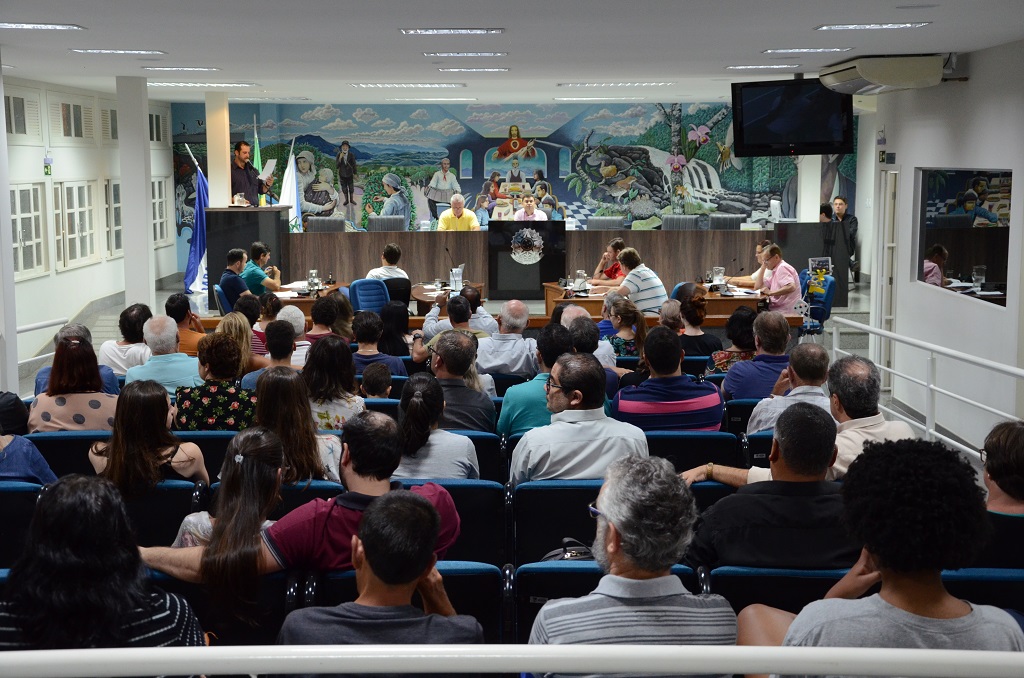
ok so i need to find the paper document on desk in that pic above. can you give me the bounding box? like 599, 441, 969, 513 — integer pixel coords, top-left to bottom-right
258, 159, 276, 182
283, 280, 309, 290
976, 291, 1001, 296
947, 281, 973, 289
274, 291, 298, 299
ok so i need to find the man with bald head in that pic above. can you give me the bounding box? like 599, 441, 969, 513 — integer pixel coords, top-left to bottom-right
560, 304, 617, 369
475, 300, 538, 379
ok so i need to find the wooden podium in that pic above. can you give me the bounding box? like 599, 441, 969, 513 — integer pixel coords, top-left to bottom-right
204, 206, 290, 310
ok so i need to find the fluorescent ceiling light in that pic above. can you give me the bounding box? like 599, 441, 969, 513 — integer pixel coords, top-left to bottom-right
351, 83, 465, 88
762, 48, 852, 54
401, 28, 503, 35
554, 97, 645, 101
816, 22, 930, 30
726, 64, 801, 70
1, 64, 13, 69
143, 66, 220, 71
386, 97, 478, 101
0, 22, 84, 30
71, 48, 166, 54
438, 67, 507, 72
231, 96, 311, 101
148, 82, 257, 87
558, 82, 674, 87
425, 52, 506, 57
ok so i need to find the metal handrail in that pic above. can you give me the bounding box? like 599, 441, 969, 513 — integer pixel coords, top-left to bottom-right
16, 318, 69, 335
831, 316, 1022, 454
1, 644, 1023, 678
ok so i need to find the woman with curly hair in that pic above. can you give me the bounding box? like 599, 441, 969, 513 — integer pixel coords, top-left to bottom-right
302, 334, 365, 432
0, 475, 204, 649
91, 379, 208, 496
710, 306, 757, 373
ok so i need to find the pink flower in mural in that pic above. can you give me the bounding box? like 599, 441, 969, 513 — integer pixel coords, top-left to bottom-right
688, 124, 711, 146
665, 155, 688, 172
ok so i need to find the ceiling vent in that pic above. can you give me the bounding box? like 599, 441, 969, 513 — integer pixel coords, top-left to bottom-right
819, 55, 944, 95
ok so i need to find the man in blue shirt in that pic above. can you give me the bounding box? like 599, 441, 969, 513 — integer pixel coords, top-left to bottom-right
722, 311, 790, 400
219, 248, 252, 310
239, 240, 282, 295
497, 323, 573, 437
125, 316, 203, 395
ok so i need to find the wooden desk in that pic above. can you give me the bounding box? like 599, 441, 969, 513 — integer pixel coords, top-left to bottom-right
412, 281, 486, 316
703, 291, 763, 315
278, 283, 343, 316
543, 283, 763, 318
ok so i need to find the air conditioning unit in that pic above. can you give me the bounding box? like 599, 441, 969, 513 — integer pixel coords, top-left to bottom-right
819, 55, 945, 95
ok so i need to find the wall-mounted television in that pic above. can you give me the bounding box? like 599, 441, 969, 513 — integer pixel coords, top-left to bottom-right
731, 79, 854, 157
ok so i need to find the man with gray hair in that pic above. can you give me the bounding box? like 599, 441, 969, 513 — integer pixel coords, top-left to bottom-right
683, 355, 915, 487
125, 316, 203, 395
722, 310, 791, 399
597, 291, 625, 339
475, 300, 538, 379
510, 353, 647, 485
746, 342, 833, 434
33, 323, 120, 395
421, 286, 498, 340
437, 193, 481, 231
560, 304, 616, 369
431, 330, 496, 433
276, 305, 311, 367
530, 455, 737, 650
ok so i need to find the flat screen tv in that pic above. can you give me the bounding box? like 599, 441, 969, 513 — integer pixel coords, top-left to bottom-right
731, 79, 854, 157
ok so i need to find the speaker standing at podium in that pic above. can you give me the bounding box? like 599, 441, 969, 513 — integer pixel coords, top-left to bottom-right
230, 141, 274, 206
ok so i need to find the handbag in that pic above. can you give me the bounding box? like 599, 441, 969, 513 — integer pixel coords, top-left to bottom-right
541, 537, 595, 562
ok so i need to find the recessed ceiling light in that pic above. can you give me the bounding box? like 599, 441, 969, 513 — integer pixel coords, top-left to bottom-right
816, 22, 930, 30
762, 48, 852, 54
142, 66, 220, 71
558, 82, 674, 87
424, 52, 507, 57
438, 67, 507, 72
0, 22, 84, 30
385, 97, 478, 101
401, 28, 503, 35
726, 64, 801, 70
71, 48, 166, 55
231, 96, 311, 101
350, 83, 466, 88
147, 82, 257, 87
554, 97, 646, 101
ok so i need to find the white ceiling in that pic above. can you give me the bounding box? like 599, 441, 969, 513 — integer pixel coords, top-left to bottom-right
1, 1, 1022, 104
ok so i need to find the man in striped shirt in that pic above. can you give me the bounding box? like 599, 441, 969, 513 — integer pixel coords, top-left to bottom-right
592, 247, 667, 314
611, 327, 724, 431
529, 455, 737, 670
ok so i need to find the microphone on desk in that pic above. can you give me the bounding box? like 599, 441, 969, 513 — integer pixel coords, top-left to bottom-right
444, 246, 457, 270
723, 267, 746, 284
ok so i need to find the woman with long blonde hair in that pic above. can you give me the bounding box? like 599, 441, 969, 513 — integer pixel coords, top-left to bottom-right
217, 312, 270, 378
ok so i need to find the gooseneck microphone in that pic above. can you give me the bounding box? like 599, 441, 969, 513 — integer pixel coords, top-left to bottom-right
444, 246, 457, 270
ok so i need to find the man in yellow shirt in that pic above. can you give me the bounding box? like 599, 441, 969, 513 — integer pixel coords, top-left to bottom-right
437, 194, 480, 231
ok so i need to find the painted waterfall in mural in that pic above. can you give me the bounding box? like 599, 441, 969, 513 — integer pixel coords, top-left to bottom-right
171, 101, 856, 263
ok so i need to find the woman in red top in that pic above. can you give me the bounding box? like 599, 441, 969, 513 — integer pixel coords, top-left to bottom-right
588, 237, 627, 286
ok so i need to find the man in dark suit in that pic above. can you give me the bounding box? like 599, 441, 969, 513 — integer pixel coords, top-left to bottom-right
335, 140, 358, 206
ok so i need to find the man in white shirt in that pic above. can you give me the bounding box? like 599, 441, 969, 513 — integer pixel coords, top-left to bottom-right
510, 353, 648, 485
514, 195, 547, 222
746, 343, 833, 434
98, 303, 153, 376
365, 243, 409, 280
682, 355, 915, 487
277, 305, 311, 367
476, 300, 538, 379
422, 286, 498, 340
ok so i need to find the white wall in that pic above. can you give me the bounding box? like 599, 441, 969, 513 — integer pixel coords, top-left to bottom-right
4, 78, 176, 360
855, 113, 878, 279
877, 39, 1024, 443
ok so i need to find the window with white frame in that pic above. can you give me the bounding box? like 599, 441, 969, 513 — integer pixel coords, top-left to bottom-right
151, 178, 172, 246
5, 95, 27, 135
149, 113, 162, 142
105, 180, 122, 255
61, 102, 85, 138
10, 183, 47, 277
52, 181, 97, 268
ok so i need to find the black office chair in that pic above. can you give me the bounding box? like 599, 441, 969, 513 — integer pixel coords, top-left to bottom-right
383, 277, 412, 307
367, 215, 409, 232
586, 216, 626, 230
661, 214, 700, 230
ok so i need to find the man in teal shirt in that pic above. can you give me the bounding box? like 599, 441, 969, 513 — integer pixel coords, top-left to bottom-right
240, 240, 282, 295
497, 323, 573, 437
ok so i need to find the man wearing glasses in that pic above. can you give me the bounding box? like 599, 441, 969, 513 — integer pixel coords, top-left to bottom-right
529, 455, 737, 651
510, 353, 647, 485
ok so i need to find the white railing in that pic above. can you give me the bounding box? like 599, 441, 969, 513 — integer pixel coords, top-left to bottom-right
831, 316, 1024, 455
2, 645, 1024, 678
15, 317, 69, 367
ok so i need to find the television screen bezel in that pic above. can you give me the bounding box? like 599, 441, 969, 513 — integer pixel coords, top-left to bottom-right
730, 79, 854, 157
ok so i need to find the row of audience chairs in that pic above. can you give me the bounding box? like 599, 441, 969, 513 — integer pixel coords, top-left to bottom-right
5, 560, 1018, 646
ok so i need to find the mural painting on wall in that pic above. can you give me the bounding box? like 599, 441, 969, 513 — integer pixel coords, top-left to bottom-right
171, 101, 848, 259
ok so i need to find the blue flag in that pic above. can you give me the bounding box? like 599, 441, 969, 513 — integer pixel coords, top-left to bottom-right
184, 165, 209, 294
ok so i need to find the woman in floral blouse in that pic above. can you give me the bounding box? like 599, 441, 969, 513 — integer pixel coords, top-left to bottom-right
175, 333, 256, 431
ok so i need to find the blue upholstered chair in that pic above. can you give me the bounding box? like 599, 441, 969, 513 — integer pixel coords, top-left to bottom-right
349, 278, 390, 314
213, 284, 231, 316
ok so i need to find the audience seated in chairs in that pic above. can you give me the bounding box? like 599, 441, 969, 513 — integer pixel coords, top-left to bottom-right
393, 373, 479, 480
721, 310, 790, 400
241, 320, 300, 390
421, 286, 497, 341
125, 315, 203, 395
737, 439, 1024, 655
174, 333, 256, 432
746, 343, 832, 434
711, 306, 757, 374
497, 323, 573, 438
255, 366, 341, 483
674, 291, 725, 358
0, 475, 205, 650
601, 297, 648, 358
232, 295, 267, 355
415, 297, 492, 365
610, 327, 724, 432
429, 331, 496, 433
277, 490, 482, 650
976, 421, 1024, 568
510, 353, 647, 485
475, 300, 538, 379
305, 296, 339, 344
142, 411, 459, 578
165, 293, 207, 359
560, 304, 617, 369
302, 334, 365, 432
685, 403, 859, 570
359, 363, 393, 399
378, 300, 413, 357
29, 336, 118, 433
253, 292, 282, 334
34, 324, 119, 397
98, 303, 153, 377
216, 312, 271, 378
352, 311, 408, 376
597, 291, 624, 340
276, 305, 311, 368
91, 379, 208, 495
529, 455, 736, 647
327, 290, 356, 343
